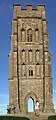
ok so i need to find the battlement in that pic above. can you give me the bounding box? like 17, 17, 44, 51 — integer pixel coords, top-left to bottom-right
13, 4, 45, 18
13, 4, 45, 11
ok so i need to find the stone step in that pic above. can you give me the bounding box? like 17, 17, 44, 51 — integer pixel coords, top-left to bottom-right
27, 113, 48, 120
26, 112, 56, 120
29, 116, 48, 120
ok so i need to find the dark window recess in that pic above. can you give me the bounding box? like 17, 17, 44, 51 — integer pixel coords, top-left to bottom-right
35, 28, 38, 31
31, 70, 33, 76
36, 63, 39, 65
28, 35, 29, 42
22, 49, 25, 52
22, 63, 25, 65
29, 70, 30, 76
21, 28, 25, 31
27, 29, 32, 42
29, 49, 32, 52
36, 49, 39, 52
29, 70, 33, 76
30, 34, 32, 42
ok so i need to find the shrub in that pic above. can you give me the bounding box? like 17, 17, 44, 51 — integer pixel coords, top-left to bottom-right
0, 116, 30, 120
48, 115, 56, 120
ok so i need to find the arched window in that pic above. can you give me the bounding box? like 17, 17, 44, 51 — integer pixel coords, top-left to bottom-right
22, 49, 25, 52
36, 63, 39, 76
28, 49, 32, 63
36, 49, 39, 52
21, 49, 25, 63
35, 29, 39, 42
36, 49, 39, 63
21, 28, 25, 42
29, 49, 32, 52
29, 70, 33, 76
22, 63, 26, 77
29, 67, 33, 76
27, 29, 32, 42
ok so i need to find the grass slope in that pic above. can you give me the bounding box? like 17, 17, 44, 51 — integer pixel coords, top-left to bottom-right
48, 115, 56, 120
0, 116, 30, 120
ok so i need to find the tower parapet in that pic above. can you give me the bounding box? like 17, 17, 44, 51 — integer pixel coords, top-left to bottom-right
13, 4, 45, 19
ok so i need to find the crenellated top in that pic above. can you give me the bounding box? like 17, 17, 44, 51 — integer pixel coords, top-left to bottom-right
13, 4, 45, 10
13, 4, 45, 19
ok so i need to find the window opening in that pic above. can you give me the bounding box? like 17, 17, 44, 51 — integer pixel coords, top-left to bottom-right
29, 70, 33, 76
36, 49, 39, 52
22, 63, 25, 65
22, 49, 25, 52
29, 49, 32, 52
31, 70, 33, 76
28, 97, 34, 112
27, 29, 32, 42
36, 63, 39, 65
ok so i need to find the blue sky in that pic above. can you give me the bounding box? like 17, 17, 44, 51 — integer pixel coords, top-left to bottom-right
0, 0, 56, 114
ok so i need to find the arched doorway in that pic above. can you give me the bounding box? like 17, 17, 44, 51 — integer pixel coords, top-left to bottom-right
28, 97, 34, 112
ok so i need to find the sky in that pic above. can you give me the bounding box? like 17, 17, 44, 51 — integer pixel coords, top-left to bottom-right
0, 0, 56, 114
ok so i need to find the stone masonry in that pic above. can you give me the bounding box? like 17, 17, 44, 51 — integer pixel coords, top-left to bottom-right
8, 4, 54, 114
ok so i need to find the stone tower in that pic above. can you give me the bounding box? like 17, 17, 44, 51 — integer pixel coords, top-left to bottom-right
8, 4, 54, 114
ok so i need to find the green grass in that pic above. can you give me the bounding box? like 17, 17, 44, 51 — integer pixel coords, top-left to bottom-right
0, 116, 30, 120
48, 115, 56, 120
